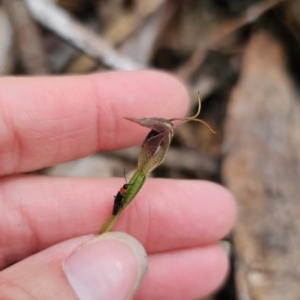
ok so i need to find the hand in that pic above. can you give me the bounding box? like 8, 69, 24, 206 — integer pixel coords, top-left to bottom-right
0, 71, 236, 300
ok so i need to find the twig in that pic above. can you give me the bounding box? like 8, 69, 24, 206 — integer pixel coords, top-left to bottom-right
119, 0, 175, 65
176, 0, 284, 80
0, 8, 14, 74
66, 0, 168, 73
24, 0, 144, 70
3, 0, 49, 74
103, 0, 166, 46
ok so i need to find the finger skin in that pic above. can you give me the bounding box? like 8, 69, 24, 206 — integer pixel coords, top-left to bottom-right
0, 175, 236, 269
0, 235, 227, 300
0, 236, 91, 300
0, 71, 189, 175
136, 245, 228, 300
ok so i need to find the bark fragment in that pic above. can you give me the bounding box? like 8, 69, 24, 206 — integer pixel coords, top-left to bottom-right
222, 31, 300, 300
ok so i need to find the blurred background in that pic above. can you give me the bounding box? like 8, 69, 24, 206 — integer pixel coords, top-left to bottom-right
1, 0, 300, 299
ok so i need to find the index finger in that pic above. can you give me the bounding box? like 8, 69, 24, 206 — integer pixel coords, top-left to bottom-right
0, 71, 189, 175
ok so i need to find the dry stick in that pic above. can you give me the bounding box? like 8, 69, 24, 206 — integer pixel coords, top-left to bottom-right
103, 0, 166, 46
118, 0, 172, 66
176, 0, 284, 81
67, 0, 167, 73
24, 0, 144, 71
3, 0, 49, 74
0, 8, 14, 74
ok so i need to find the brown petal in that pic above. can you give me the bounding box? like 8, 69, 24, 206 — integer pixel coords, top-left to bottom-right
124, 117, 173, 133
138, 128, 173, 174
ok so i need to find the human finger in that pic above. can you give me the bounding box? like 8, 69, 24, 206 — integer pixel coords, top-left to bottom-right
136, 244, 228, 300
0, 71, 189, 175
0, 232, 148, 300
0, 176, 236, 268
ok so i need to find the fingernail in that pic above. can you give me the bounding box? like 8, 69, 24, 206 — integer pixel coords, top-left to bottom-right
63, 232, 148, 300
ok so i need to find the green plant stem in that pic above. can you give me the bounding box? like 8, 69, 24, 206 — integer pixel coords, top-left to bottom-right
100, 215, 118, 234
100, 170, 147, 234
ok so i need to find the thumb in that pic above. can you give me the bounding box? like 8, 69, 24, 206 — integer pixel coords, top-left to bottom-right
0, 232, 148, 300
64, 232, 148, 300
